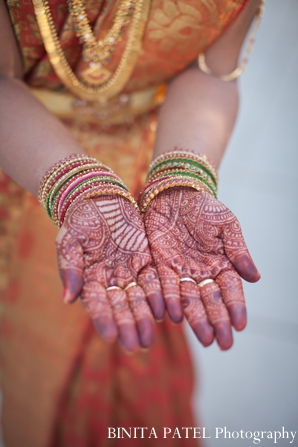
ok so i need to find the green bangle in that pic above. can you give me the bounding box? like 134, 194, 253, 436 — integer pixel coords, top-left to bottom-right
148, 151, 218, 182
148, 158, 218, 186
149, 171, 217, 198
148, 168, 216, 190
47, 176, 128, 219
50, 174, 129, 218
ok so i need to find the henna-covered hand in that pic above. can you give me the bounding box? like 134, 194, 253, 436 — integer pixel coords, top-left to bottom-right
56, 195, 165, 353
144, 187, 260, 350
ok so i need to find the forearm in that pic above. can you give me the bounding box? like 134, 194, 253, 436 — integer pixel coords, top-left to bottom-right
154, 66, 239, 168
0, 75, 85, 196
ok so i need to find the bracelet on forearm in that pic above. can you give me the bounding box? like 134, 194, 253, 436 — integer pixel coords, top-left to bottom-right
147, 149, 218, 184
148, 169, 217, 195
38, 155, 106, 205
38, 154, 138, 227
48, 170, 128, 215
139, 149, 218, 214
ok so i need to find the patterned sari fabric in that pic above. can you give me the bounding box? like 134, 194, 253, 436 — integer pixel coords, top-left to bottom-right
0, 1, 246, 446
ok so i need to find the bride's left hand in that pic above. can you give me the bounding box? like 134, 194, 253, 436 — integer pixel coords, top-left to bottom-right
144, 187, 260, 350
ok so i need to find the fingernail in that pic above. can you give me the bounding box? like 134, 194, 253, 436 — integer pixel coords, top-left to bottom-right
170, 319, 182, 325
63, 288, 72, 304
169, 312, 183, 324
192, 322, 214, 347
166, 300, 183, 323
234, 254, 261, 283
118, 326, 139, 354
137, 319, 155, 348
149, 294, 166, 321
230, 305, 247, 331
215, 323, 233, 350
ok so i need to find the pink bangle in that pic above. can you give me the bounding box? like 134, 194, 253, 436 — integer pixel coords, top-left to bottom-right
58, 182, 102, 226
57, 171, 120, 216
38, 154, 87, 198
39, 156, 101, 204
62, 185, 138, 227
52, 168, 102, 215
137, 177, 165, 205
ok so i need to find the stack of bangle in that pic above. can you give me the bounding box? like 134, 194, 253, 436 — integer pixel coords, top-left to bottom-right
138, 149, 218, 214
38, 154, 138, 227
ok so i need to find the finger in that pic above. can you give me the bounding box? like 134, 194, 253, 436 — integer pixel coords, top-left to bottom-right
180, 281, 214, 347
107, 288, 139, 353
81, 282, 118, 342
126, 285, 155, 348
199, 281, 233, 350
156, 264, 183, 323
216, 270, 247, 331
138, 265, 165, 321
223, 218, 260, 283
55, 226, 84, 303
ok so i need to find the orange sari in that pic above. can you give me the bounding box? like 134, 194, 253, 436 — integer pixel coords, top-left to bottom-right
0, 1, 247, 446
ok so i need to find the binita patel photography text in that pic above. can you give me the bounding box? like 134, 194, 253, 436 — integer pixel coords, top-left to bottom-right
108, 426, 297, 444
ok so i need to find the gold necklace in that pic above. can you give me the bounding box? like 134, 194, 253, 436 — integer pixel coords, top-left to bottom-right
32, 0, 151, 103
69, 0, 136, 85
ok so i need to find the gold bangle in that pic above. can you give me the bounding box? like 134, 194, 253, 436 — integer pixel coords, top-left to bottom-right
52, 177, 128, 224
44, 163, 102, 208
148, 150, 218, 184
39, 155, 97, 202
57, 181, 133, 226
141, 174, 216, 205
61, 185, 139, 227
198, 53, 244, 82
197, 0, 265, 81
84, 187, 138, 209
40, 157, 109, 205
147, 169, 217, 192
140, 177, 205, 214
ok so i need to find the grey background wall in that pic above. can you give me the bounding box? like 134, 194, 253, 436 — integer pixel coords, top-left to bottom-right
186, 1, 298, 445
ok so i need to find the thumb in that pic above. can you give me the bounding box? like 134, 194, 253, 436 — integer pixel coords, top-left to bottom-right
56, 227, 84, 303
222, 218, 260, 283
229, 252, 260, 283
61, 269, 84, 303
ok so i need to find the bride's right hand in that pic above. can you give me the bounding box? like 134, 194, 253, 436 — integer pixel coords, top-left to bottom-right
55, 195, 165, 353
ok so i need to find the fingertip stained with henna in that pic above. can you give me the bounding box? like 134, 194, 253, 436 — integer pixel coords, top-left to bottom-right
55, 195, 161, 351
232, 254, 261, 283
145, 187, 259, 350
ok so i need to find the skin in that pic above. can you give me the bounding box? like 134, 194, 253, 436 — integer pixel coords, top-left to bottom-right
56, 195, 165, 352
144, 188, 260, 350
149, 0, 262, 349
0, 0, 261, 351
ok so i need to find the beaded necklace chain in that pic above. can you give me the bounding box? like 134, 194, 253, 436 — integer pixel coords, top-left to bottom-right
69, 0, 136, 86
32, 0, 151, 102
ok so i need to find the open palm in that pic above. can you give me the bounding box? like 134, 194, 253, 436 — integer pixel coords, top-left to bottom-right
56, 195, 164, 353
144, 187, 260, 350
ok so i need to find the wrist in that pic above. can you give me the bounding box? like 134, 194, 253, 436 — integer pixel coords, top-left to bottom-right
139, 149, 218, 214
38, 154, 137, 227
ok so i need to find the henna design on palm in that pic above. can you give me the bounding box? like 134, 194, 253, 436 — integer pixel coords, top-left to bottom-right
144, 187, 260, 350
56, 195, 165, 352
